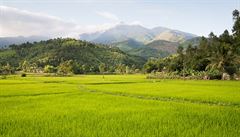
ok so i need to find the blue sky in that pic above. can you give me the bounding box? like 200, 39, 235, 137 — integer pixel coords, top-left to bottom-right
0, 0, 239, 37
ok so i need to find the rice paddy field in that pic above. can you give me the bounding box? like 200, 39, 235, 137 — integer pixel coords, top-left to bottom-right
0, 75, 240, 137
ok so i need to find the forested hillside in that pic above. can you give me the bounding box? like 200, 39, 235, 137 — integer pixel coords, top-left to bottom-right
0, 38, 145, 74
144, 10, 240, 79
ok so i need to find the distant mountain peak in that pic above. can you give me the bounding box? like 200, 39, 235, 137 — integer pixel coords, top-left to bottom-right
79, 24, 199, 59
79, 24, 197, 44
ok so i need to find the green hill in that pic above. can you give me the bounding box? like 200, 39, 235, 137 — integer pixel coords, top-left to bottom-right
146, 40, 179, 54
0, 38, 145, 73
111, 39, 145, 51
179, 37, 201, 48
127, 47, 169, 59
111, 39, 169, 59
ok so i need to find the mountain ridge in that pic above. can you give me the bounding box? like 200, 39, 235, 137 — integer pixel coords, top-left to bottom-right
79, 24, 198, 58
80, 24, 198, 44
0, 36, 49, 48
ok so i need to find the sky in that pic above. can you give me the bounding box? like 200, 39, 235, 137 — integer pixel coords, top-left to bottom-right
0, 0, 239, 38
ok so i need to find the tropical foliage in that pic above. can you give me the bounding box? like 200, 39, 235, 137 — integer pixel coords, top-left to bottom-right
144, 10, 240, 79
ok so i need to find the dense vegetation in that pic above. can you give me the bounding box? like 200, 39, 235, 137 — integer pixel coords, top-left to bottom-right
144, 10, 240, 79
1, 75, 240, 137
0, 39, 145, 75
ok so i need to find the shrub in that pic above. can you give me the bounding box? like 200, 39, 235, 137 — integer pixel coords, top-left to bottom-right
21, 73, 27, 77
207, 70, 222, 80
0, 75, 7, 79
44, 65, 57, 73
224, 65, 237, 77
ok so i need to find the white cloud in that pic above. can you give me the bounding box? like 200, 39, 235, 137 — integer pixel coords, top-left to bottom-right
0, 6, 146, 38
96, 11, 120, 22
0, 6, 116, 38
0, 6, 76, 37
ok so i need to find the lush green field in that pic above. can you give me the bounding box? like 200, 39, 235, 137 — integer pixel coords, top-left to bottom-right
0, 75, 240, 137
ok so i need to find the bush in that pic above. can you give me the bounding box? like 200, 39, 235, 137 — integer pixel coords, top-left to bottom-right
206, 70, 222, 80
21, 73, 27, 77
0, 75, 7, 79
224, 65, 237, 76
146, 72, 181, 79
44, 65, 57, 73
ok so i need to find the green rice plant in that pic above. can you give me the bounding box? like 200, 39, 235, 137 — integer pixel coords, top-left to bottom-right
0, 75, 240, 137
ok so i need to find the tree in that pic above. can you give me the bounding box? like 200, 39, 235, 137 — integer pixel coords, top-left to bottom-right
30, 63, 38, 73
175, 46, 184, 72
57, 60, 74, 75
233, 9, 240, 37
99, 63, 106, 74
44, 65, 57, 73
233, 9, 239, 19
21, 60, 30, 72
177, 46, 184, 55
0, 63, 14, 75
115, 64, 126, 74
81, 65, 89, 74
143, 58, 158, 73
125, 66, 130, 74
208, 32, 216, 39
219, 30, 232, 44
71, 62, 84, 74
232, 9, 240, 55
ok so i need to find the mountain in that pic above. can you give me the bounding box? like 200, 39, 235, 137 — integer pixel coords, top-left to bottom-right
0, 25, 198, 61
0, 38, 145, 69
110, 37, 201, 59
146, 40, 179, 54
80, 24, 197, 44
179, 37, 202, 48
110, 39, 169, 59
151, 30, 196, 43
150, 26, 171, 35
0, 36, 49, 48
79, 24, 198, 58
111, 39, 145, 51
81, 24, 154, 44
126, 47, 169, 59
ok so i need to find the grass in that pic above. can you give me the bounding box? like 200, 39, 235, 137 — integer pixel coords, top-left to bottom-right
0, 75, 240, 137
